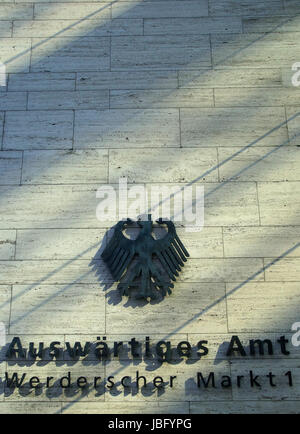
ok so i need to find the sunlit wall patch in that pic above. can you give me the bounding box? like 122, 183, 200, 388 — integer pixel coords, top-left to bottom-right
0, 62, 6, 87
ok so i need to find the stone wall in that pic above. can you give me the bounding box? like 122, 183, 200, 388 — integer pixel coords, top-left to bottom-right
0, 0, 299, 414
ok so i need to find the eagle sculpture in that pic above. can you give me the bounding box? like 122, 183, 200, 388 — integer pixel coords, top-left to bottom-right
101, 215, 189, 300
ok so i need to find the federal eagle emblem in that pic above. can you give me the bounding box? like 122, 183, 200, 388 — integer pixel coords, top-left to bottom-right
102, 215, 189, 300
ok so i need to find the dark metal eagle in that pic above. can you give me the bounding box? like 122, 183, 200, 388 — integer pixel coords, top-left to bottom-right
101, 215, 189, 300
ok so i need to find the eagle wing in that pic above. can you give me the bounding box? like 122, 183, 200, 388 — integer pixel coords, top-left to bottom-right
152, 219, 189, 281
101, 219, 136, 281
